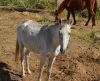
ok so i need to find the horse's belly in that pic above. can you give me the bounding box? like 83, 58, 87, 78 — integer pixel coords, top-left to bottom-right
70, 5, 85, 10
22, 37, 40, 53
69, 0, 86, 10
25, 43, 40, 53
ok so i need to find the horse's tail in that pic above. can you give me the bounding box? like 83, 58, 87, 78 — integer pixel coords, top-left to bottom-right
15, 39, 19, 62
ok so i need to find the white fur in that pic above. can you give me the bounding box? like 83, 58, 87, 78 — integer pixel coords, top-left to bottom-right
16, 20, 72, 81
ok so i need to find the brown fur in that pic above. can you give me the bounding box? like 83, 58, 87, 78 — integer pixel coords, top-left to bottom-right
55, 0, 97, 26
15, 39, 19, 62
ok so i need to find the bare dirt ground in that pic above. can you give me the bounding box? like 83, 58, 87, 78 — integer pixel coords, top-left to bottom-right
0, 10, 100, 81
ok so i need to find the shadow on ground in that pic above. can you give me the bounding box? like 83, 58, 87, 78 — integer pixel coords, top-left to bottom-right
0, 61, 12, 81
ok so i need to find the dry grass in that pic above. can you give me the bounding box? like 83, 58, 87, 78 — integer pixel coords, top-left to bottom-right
0, 10, 100, 81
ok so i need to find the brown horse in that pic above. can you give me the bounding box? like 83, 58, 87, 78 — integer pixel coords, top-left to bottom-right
55, 0, 97, 26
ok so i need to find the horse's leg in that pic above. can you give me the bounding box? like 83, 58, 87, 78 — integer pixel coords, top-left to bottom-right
92, 2, 97, 26
25, 50, 31, 75
90, 6, 95, 26
67, 11, 70, 20
46, 55, 56, 81
71, 11, 76, 25
85, 12, 91, 26
38, 51, 46, 81
46, 46, 60, 81
94, 4, 97, 14
94, 0, 97, 14
19, 45, 25, 77
92, 1, 97, 26
91, 12, 95, 26
85, 8, 95, 26
86, 0, 96, 26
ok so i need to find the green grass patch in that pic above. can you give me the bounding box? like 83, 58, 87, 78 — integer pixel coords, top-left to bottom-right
96, 8, 100, 20
77, 8, 100, 20
41, 16, 52, 24
72, 29, 100, 42
1, 0, 56, 9
83, 29, 100, 42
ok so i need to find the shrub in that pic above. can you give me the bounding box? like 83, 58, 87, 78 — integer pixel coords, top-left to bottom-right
1, 0, 56, 9
83, 29, 100, 42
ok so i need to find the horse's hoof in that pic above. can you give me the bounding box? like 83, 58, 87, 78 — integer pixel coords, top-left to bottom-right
92, 24, 95, 27
22, 74, 25, 77
28, 71, 32, 75
27, 70, 32, 75
73, 22, 76, 25
85, 24, 88, 26
21, 72, 25, 77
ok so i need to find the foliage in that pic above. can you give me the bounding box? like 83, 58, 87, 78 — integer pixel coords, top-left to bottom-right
1, 0, 56, 9
78, 8, 100, 20
1, 0, 100, 20
96, 8, 100, 20
84, 29, 100, 41
72, 29, 100, 42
